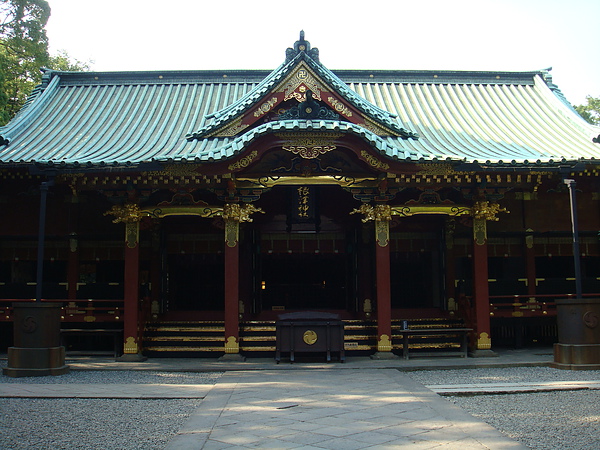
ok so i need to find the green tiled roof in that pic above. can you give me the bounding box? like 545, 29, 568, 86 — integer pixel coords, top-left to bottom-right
0, 39, 598, 170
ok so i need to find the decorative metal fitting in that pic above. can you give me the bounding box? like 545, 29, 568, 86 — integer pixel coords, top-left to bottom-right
351, 203, 392, 223
104, 203, 146, 224
222, 203, 264, 223
471, 200, 508, 222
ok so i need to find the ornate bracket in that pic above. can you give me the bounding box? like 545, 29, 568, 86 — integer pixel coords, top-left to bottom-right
351, 203, 392, 247
471, 200, 509, 245
104, 203, 147, 224
105, 203, 148, 248
471, 200, 508, 221
222, 203, 264, 247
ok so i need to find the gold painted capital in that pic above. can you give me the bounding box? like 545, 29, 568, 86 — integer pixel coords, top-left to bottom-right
225, 336, 239, 354
377, 334, 392, 352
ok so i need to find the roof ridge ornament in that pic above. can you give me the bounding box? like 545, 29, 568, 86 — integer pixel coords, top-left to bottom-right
286, 30, 320, 63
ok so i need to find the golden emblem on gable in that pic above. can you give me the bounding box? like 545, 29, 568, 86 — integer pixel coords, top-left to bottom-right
277, 63, 325, 102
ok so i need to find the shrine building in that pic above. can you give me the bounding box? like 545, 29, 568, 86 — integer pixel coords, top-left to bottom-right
1, 33, 599, 360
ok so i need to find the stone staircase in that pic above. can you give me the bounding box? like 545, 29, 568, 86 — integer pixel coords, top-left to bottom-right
142, 317, 468, 357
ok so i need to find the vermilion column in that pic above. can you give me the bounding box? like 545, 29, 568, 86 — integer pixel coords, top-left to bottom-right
375, 224, 392, 353
444, 220, 457, 312
67, 233, 79, 300
224, 237, 240, 353
222, 203, 263, 357
123, 220, 141, 355
472, 211, 492, 351
352, 203, 394, 356
525, 231, 536, 297
105, 204, 144, 358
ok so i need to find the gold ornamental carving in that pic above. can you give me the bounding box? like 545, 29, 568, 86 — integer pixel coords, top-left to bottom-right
471, 201, 508, 246
277, 63, 325, 102
105, 203, 145, 248
327, 96, 353, 118
222, 203, 264, 248
351, 204, 392, 247
147, 164, 202, 177
303, 330, 318, 345
471, 200, 508, 222
222, 203, 264, 223
104, 203, 146, 224
351, 203, 392, 223
253, 97, 279, 118
228, 150, 258, 171
208, 117, 249, 138
279, 133, 341, 159
360, 150, 389, 170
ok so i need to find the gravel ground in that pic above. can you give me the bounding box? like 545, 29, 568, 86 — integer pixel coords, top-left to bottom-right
408, 367, 600, 450
0, 367, 223, 449
2, 364, 600, 449
0, 367, 223, 384
1, 397, 204, 449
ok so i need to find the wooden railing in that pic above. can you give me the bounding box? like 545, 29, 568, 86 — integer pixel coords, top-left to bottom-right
489, 293, 600, 318
0, 298, 124, 323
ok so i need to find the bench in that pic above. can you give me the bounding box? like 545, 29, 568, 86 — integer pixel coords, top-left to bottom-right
395, 328, 472, 359
60, 329, 123, 358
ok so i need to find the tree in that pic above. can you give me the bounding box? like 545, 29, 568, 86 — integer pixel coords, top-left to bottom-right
48, 49, 92, 72
574, 96, 600, 126
0, 0, 51, 123
0, 1, 91, 126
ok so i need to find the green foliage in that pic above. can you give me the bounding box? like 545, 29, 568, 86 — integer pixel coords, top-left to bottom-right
0, 0, 51, 123
574, 96, 600, 126
0, 1, 91, 126
48, 49, 92, 72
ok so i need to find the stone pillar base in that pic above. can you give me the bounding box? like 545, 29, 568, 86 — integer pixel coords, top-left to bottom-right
218, 353, 246, 362
551, 343, 600, 370
115, 353, 148, 362
3, 347, 70, 377
370, 351, 399, 360
468, 349, 498, 358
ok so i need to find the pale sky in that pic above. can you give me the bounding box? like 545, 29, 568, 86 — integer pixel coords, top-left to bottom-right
45, 0, 600, 106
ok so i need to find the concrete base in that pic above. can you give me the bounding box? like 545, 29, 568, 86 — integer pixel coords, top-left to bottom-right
3, 346, 70, 377
552, 343, 600, 370
218, 353, 246, 362
116, 353, 148, 362
370, 351, 400, 360
468, 349, 498, 358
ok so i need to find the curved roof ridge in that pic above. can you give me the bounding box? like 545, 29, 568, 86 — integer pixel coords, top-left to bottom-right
181, 118, 417, 164
188, 34, 418, 141
0, 72, 61, 145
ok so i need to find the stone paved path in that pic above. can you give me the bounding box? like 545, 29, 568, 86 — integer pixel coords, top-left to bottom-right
167, 369, 526, 449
